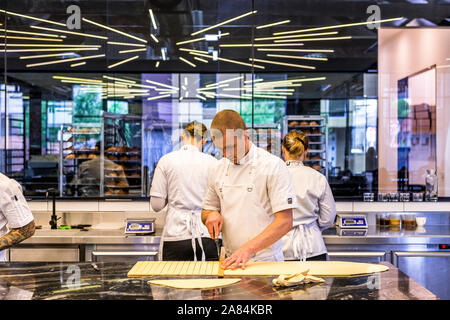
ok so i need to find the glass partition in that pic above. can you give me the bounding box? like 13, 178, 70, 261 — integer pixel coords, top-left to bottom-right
1, 0, 449, 199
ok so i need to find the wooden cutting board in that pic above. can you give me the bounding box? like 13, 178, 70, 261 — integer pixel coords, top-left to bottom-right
127, 261, 388, 277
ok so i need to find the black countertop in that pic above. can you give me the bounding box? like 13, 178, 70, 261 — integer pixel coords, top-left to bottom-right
0, 262, 437, 300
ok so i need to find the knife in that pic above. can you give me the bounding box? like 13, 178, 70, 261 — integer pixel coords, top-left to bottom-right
213, 229, 220, 260
218, 247, 225, 278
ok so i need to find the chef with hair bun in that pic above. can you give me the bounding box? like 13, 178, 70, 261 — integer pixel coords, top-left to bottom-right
281, 130, 336, 261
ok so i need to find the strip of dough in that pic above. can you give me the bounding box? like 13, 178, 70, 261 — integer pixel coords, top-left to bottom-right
148, 278, 241, 289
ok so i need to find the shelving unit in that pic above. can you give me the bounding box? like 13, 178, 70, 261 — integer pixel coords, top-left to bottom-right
58, 122, 103, 196
102, 112, 143, 197
5, 116, 26, 184
283, 115, 329, 178
249, 124, 281, 157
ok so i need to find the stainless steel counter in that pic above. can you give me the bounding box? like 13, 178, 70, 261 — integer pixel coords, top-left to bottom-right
21, 225, 450, 245
21, 227, 163, 244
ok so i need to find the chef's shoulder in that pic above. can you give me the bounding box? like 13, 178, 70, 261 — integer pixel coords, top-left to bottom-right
0, 174, 23, 200
301, 165, 328, 186
0, 173, 11, 192
255, 146, 287, 172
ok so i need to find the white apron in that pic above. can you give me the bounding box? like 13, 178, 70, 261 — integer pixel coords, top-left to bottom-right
218, 162, 283, 261
158, 209, 207, 261
282, 221, 327, 261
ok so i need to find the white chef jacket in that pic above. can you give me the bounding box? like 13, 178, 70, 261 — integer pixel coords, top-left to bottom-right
150, 144, 218, 241
0, 173, 35, 262
202, 143, 297, 261
281, 161, 336, 260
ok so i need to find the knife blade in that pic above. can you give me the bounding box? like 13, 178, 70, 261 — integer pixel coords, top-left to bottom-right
213, 229, 220, 259
218, 247, 225, 278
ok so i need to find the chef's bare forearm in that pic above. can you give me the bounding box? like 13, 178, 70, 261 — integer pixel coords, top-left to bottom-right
0, 220, 36, 251
242, 209, 293, 255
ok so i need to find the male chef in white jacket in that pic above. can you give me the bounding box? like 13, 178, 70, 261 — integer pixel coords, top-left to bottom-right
202, 110, 297, 270
0, 173, 36, 262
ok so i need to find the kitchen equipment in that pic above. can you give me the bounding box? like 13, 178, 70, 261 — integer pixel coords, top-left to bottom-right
389, 192, 399, 202
124, 218, 155, 235
416, 217, 427, 226
400, 193, 410, 202
402, 214, 416, 229
363, 192, 374, 202
213, 229, 220, 259
337, 228, 368, 237
377, 193, 389, 202
376, 213, 389, 227
412, 192, 424, 202
127, 261, 389, 277
218, 247, 225, 278
336, 214, 368, 229
425, 169, 438, 201
389, 214, 402, 227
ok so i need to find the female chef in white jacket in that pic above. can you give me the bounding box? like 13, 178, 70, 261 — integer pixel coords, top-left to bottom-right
150, 121, 218, 261
281, 130, 336, 261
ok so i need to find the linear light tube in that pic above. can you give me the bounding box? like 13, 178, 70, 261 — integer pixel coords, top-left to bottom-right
255, 31, 338, 41
26, 53, 105, 67
70, 62, 86, 67
273, 17, 404, 35
176, 37, 205, 46
274, 36, 352, 43
107, 55, 139, 69
1, 47, 98, 53
31, 25, 108, 40
82, 17, 147, 43
107, 41, 146, 47
0, 35, 63, 42
20, 52, 76, 59
118, 48, 147, 54
188, 51, 265, 69
147, 94, 171, 101
220, 43, 305, 47
150, 34, 159, 43
249, 57, 315, 70
257, 48, 334, 53
0, 28, 63, 38
193, 56, 208, 63
149, 9, 158, 30
256, 20, 291, 29
191, 10, 257, 36
267, 54, 328, 61
0, 9, 66, 26
102, 75, 136, 83
179, 57, 196, 67
145, 80, 179, 90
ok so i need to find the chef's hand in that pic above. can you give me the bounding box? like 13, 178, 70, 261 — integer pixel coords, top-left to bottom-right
222, 243, 255, 270
202, 210, 223, 240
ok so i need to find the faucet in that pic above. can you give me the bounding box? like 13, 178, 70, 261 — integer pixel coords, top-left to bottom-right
46, 188, 60, 229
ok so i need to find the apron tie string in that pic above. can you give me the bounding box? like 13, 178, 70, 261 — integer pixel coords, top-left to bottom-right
189, 210, 206, 261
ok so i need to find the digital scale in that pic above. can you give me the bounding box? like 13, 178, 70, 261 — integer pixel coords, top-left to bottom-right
336, 214, 368, 229
124, 218, 156, 235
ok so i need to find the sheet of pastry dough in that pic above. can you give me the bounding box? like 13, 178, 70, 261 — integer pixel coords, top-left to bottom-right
222, 261, 388, 277
128, 261, 389, 277
147, 278, 241, 289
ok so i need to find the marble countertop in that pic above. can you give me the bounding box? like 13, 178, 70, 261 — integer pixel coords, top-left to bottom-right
0, 262, 438, 300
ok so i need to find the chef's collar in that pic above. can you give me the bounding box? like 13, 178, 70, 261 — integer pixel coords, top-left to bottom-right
286, 160, 304, 166
181, 144, 200, 152
234, 142, 255, 165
